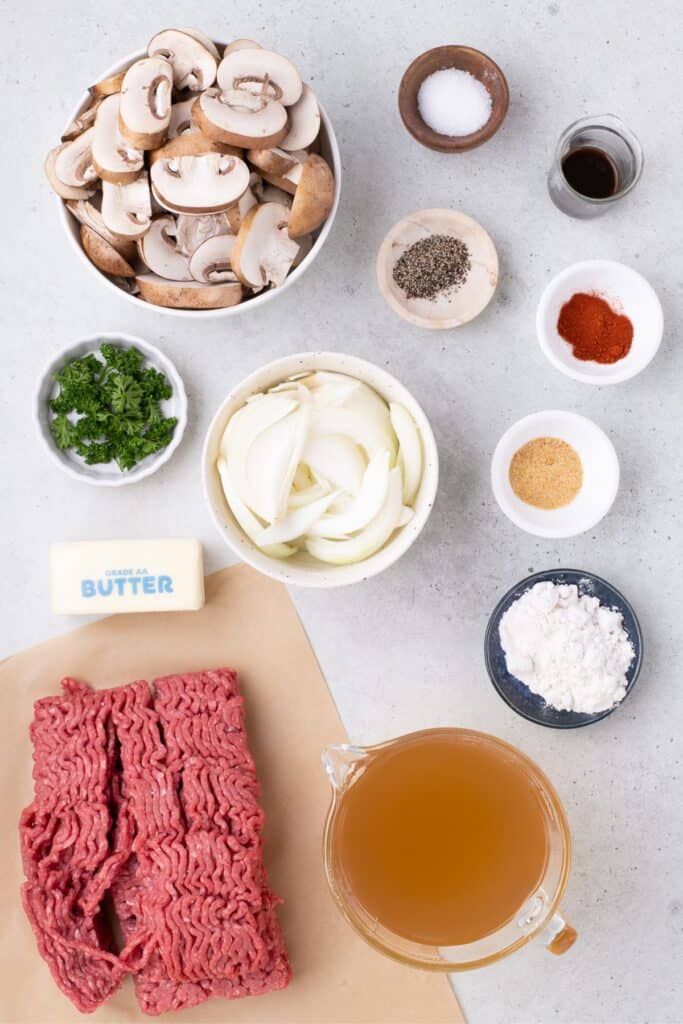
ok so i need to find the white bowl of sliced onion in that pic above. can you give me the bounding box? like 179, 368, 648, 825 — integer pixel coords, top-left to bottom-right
202, 352, 439, 586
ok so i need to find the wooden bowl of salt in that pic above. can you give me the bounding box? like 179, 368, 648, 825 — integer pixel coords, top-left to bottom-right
399, 45, 509, 152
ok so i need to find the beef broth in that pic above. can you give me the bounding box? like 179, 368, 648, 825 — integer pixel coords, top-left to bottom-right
334, 731, 549, 946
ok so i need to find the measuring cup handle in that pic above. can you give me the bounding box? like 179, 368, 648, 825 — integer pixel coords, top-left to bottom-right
541, 911, 578, 955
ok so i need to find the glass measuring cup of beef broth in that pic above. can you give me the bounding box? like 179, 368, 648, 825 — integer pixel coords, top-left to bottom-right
548, 114, 643, 218
322, 728, 576, 969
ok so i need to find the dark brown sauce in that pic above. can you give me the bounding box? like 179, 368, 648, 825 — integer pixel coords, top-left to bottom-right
561, 146, 618, 199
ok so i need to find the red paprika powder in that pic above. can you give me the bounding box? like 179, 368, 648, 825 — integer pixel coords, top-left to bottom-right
557, 292, 633, 363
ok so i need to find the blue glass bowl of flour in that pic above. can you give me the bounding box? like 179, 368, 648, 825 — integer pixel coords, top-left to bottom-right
485, 569, 643, 728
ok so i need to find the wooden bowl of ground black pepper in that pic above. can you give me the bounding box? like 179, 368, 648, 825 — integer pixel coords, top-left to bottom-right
377, 209, 499, 329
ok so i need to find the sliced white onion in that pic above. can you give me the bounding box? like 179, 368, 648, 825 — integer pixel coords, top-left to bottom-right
246, 399, 311, 522
221, 394, 299, 509
288, 481, 330, 508
258, 490, 340, 546
390, 402, 423, 504
398, 506, 414, 527
217, 458, 295, 559
307, 449, 391, 539
217, 371, 423, 568
305, 468, 403, 565
303, 434, 366, 495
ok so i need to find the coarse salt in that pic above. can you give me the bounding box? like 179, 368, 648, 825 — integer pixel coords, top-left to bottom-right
499, 581, 635, 714
417, 67, 492, 137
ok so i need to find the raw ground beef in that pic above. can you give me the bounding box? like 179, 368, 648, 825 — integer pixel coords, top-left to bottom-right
19, 669, 291, 1016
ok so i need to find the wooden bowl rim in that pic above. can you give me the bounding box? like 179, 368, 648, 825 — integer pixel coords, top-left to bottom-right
398, 45, 509, 153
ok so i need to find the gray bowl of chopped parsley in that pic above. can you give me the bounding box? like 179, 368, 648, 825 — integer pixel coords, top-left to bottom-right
34, 334, 187, 486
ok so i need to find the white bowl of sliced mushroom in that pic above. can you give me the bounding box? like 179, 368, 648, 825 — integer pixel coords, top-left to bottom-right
48, 29, 340, 315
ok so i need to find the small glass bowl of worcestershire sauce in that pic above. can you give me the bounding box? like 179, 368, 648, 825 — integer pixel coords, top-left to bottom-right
548, 114, 643, 218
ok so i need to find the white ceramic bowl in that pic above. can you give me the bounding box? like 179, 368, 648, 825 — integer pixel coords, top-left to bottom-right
34, 332, 187, 486
56, 46, 341, 319
536, 260, 663, 384
491, 410, 619, 538
202, 352, 439, 587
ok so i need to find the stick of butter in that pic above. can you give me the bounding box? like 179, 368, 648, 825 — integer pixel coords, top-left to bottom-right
50, 539, 205, 615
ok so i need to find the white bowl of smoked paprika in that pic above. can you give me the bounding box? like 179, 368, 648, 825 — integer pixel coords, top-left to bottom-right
536, 260, 663, 385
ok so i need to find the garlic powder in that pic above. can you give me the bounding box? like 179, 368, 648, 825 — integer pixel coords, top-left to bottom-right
499, 581, 635, 714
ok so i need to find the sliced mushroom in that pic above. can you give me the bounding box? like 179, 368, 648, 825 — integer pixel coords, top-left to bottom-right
175, 212, 231, 256
224, 38, 261, 56
292, 232, 313, 267
246, 146, 303, 188
150, 151, 250, 214
44, 146, 96, 200
168, 97, 198, 138
92, 94, 144, 184
66, 199, 138, 261
80, 224, 136, 277
231, 202, 299, 288
118, 57, 173, 149
90, 70, 126, 98
147, 28, 217, 91
137, 215, 192, 280
189, 234, 238, 283
101, 174, 152, 238
288, 154, 335, 238
61, 98, 101, 142
178, 27, 221, 61
136, 274, 243, 308
193, 88, 288, 149
149, 131, 241, 165
260, 182, 293, 206
112, 275, 140, 295
280, 85, 320, 151
51, 128, 98, 191
217, 47, 302, 106
226, 177, 259, 232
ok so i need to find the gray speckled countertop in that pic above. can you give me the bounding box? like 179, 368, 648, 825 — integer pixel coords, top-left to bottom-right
2, 1, 681, 1022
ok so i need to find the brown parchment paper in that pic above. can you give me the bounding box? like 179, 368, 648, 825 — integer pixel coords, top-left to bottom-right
0, 564, 463, 1024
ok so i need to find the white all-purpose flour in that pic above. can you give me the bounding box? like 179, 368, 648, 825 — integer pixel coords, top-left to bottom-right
499, 581, 635, 713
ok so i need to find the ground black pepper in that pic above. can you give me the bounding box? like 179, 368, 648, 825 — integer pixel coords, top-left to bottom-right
392, 234, 471, 300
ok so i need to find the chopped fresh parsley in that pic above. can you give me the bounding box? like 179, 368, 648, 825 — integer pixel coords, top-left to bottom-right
49, 343, 177, 472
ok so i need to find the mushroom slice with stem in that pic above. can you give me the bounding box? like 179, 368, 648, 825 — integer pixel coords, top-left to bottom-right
61, 98, 101, 142
189, 233, 238, 283
217, 47, 302, 107
119, 57, 173, 149
136, 274, 243, 309
138, 215, 192, 280
224, 38, 262, 56
101, 173, 152, 239
51, 128, 98, 191
231, 202, 299, 288
44, 146, 96, 200
193, 88, 287, 149
288, 154, 335, 238
80, 224, 136, 277
280, 84, 320, 151
148, 28, 217, 91
66, 199, 138, 261
150, 151, 250, 214
92, 94, 144, 184
175, 212, 231, 256
167, 97, 199, 138
90, 70, 126, 98
149, 132, 242, 165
